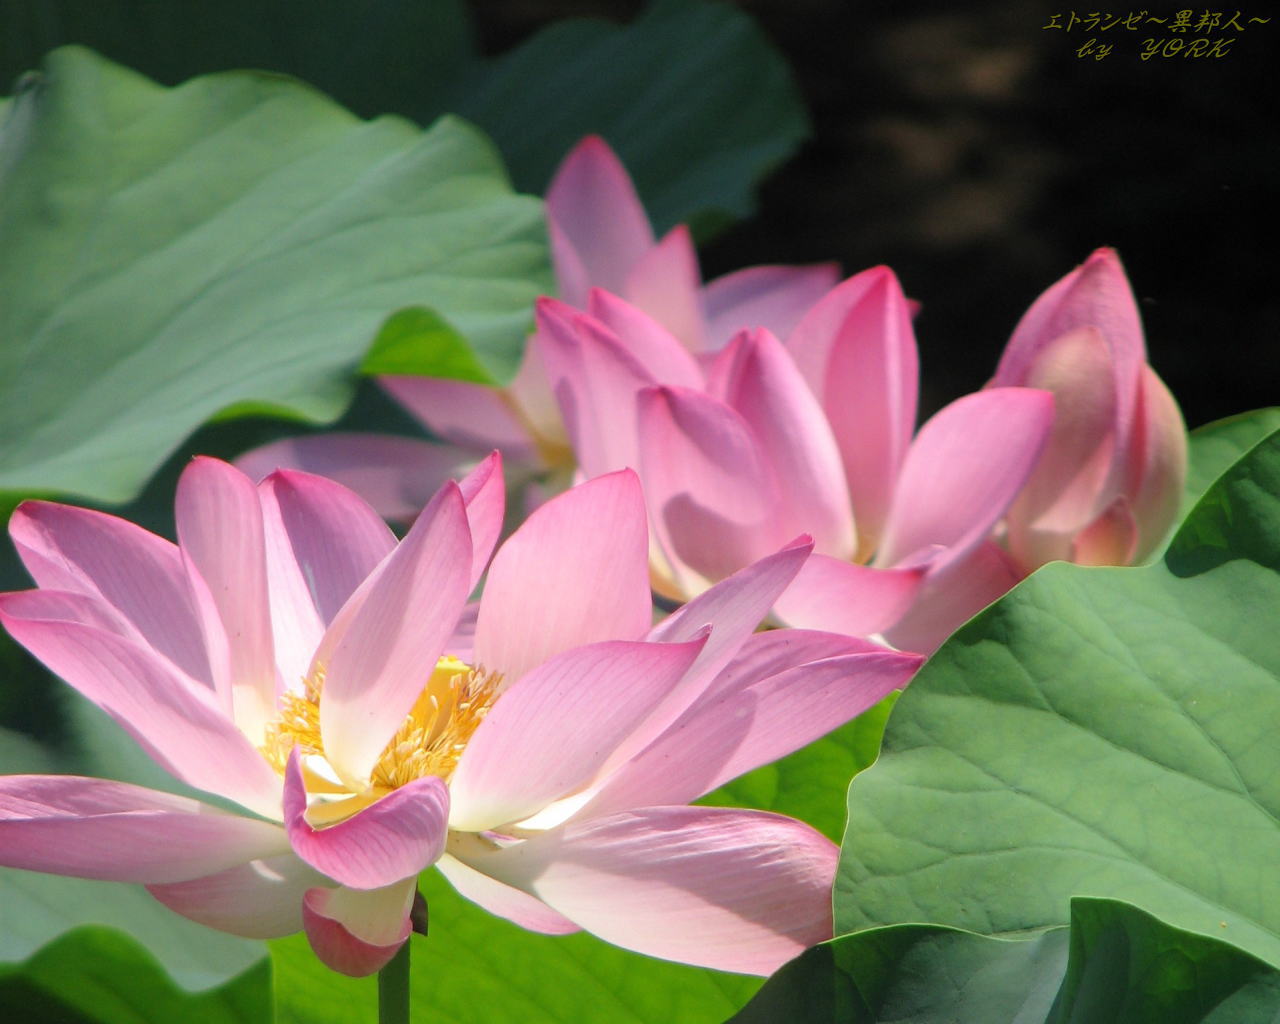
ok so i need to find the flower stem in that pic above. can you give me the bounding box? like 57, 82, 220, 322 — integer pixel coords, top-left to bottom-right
378, 941, 411, 1024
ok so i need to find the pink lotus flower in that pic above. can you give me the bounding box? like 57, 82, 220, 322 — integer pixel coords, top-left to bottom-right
988, 248, 1187, 571
535, 267, 1060, 653
0, 456, 920, 977
238, 136, 838, 518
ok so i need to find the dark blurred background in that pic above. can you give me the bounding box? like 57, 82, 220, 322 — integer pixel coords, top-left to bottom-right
479, 0, 1277, 426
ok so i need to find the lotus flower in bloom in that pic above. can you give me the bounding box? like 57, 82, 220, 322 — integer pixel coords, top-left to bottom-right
238, 136, 838, 518
0, 455, 920, 976
536, 268, 1058, 652
987, 247, 1187, 572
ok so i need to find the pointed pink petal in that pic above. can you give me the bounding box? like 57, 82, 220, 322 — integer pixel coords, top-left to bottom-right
455, 451, 505, 590
473, 471, 651, 684
881, 541, 1024, 654
877, 388, 1056, 571
1071, 497, 1138, 566
585, 641, 920, 816
785, 266, 920, 557
379, 375, 538, 462
637, 386, 781, 591
176, 457, 278, 746
772, 553, 926, 636
546, 135, 655, 306
317, 482, 471, 785
457, 806, 837, 975
436, 854, 580, 935
10, 502, 212, 687
449, 635, 707, 832
702, 262, 842, 350
708, 329, 855, 559
149, 853, 328, 939
0, 775, 288, 883
585, 289, 704, 388
303, 880, 416, 977
624, 224, 707, 352
237, 432, 481, 525
284, 750, 448, 889
257, 468, 397, 687
1127, 365, 1188, 561
0, 594, 282, 818
534, 297, 654, 479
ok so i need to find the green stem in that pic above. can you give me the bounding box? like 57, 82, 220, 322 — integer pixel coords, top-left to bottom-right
378, 940, 411, 1024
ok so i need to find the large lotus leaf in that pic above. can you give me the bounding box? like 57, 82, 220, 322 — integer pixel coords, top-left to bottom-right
835, 429, 1280, 967
730, 898, 1280, 1024
0, 46, 547, 504
270, 869, 760, 1024
1183, 407, 1280, 513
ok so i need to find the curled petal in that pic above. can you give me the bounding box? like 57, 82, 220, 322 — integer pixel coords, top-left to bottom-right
436, 854, 579, 935
456, 451, 506, 590
702, 262, 842, 351
302, 879, 416, 977
773, 554, 925, 637
624, 225, 706, 352
585, 289, 704, 388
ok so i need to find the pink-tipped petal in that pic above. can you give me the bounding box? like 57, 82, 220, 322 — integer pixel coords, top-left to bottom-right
585, 644, 920, 817
380, 376, 538, 463
1127, 365, 1188, 561
10, 502, 212, 687
785, 267, 920, 557
237, 433, 481, 525
302, 880, 416, 977
456, 452, 505, 590
772, 554, 926, 637
284, 750, 449, 890
586, 289, 704, 388
149, 853, 328, 939
436, 854, 580, 935
449, 635, 706, 832
546, 135, 655, 306
637, 386, 781, 591
455, 807, 837, 976
258, 469, 397, 687
624, 225, 707, 352
702, 263, 842, 351
317, 482, 471, 786
876, 388, 1055, 571
473, 471, 651, 684
0, 594, 282, 818
1070, 497, 1138, 566
0, 775, 288, 883
176, 457, 278, 745
709, 329, 855, 559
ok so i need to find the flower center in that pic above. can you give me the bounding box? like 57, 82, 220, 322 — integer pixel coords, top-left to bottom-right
259, 655, 503, 795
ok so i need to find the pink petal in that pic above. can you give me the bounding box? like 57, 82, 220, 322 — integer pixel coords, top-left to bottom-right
436, 853, 580, 935
379, 375, 538, 463
708, 329, 855, 559
10, 502, 212, 687
0, 775, 288, 883
473, 471, 651, 684
284, 750, 449, 890
176, 457, 278, 745
455, 451, 506, 590
453, 806, 837, 975
876, 388, 1055, 571
637, 385, 781, 592
302, 879, 416, 977
624, 224, 707, 352
702, 262, 842, 350
772, 554, 926, 637
585, 289, 704, 388
1127, 365, 1188, 561
257, 468, 397, 686
546, 135, 655, 306
448, 635, 707, 832
785, 266, 920, 558
881, 541, 1024, 654
0, 594, 282, 818
585, 642, 920, 816
1070, 497, 1138, 566
237, 432, 481, 525
316, 481, 471, 786
149, 853, 328, 939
